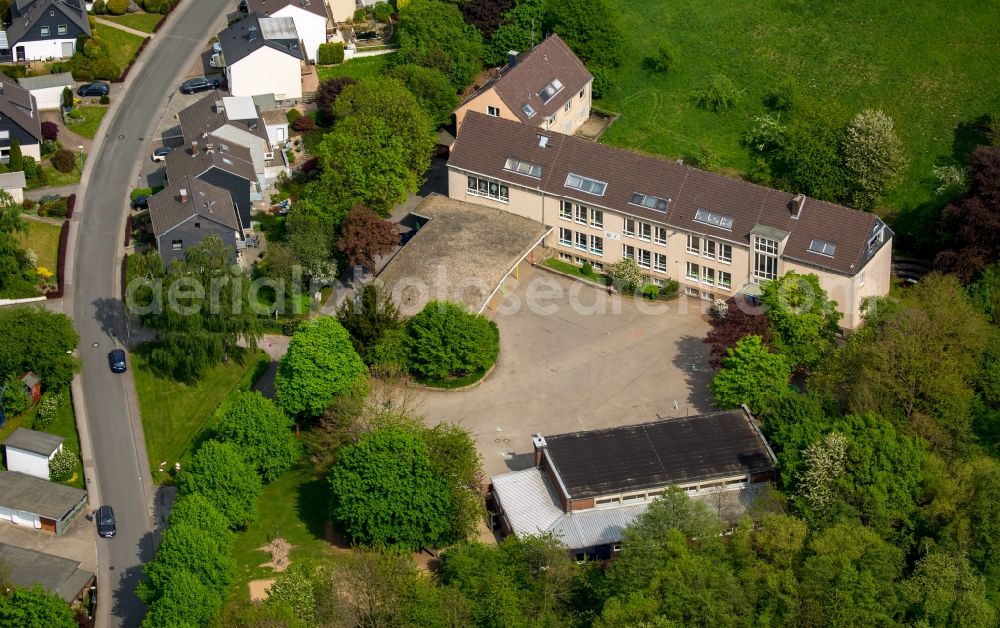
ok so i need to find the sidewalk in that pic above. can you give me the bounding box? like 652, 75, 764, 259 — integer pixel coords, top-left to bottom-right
95, 16, 155, 38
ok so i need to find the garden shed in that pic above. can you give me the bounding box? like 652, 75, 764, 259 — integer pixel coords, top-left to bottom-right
4, 427, 64, 480
20, 371, 41, 402
17, 72, 74, 110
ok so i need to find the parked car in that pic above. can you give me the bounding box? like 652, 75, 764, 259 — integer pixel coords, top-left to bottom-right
151, 146, 173, 162
108, 348, 127, 373
130, 195, 149, 211
96, 505, 116, 538
77, 82, 110, 97
180, 77, 220, 94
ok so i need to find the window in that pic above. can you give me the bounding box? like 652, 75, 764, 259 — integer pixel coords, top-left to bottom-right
654, 226, 667, 245
702, 267, 715, 285
0, 131, 8, 140
719, 243, 732, 264
703, 239, 716, 259
693, 208, 734, 230
628, 193, 669, 212
579, 88, 586, 99
521, 103, 536, 118
194, 222, 201, 229
559, 251, 573, 261
590, 235, 604, 255
637, 222, 651, 241
860, 271, 865, 287
808, 239, 837, 256
171, 240, 183, 251
654, 253, 667, 272
590, 209, 603, 228
565, 173, 607, 196
576, 232, 588, 251
538, 78, 564, 103
467, 176, 509, 202
685, 286, 699, 297
623, 218, 636, 237
559, 228, 572, 247
622, 244, 635, 260
755, 237, 778, 255
592, 261, 604, 271
686, 234, 700, 254
718, 271, 732, 290
40, 26, 50, 37
575, 205, 588, 224
612, 543, 622, 553
703, 291, 715, 301
868, 226, 884, 253
754, 238, 779, 281
686, 262, 699, 280
564, 100, 572, 112
560, 201, 572, 220
503, 157, 542, 178
487, 106, 500, 117
637, 249, 651, 268
57, 24, 67, 35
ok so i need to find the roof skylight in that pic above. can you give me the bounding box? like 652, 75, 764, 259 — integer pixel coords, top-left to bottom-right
629, 193, 669, 212
693, 208, 734, 230
504, 157, 542, 178
538, 78, 565, 104
565, 173, 607, 196
521, 103, 537, 118
807, 239, 837, 257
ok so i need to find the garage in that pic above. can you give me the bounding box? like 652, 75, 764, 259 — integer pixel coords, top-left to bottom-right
16, 72, 74, 110
0, 470, 87, 535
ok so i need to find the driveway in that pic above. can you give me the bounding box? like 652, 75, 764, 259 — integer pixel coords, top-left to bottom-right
415, 268, 716, 477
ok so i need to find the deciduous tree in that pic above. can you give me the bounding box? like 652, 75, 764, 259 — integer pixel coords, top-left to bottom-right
406, 300, 499, 380
177, 440, 262, 529
704, 297, 772, 368
315, 76, 356, 124
710, 334, 791, 413
900, 552, 997, 627
336, 206, 400, 270
458, 0, 513, 37
396, 0, 484, 89
0, 305, 79, 389
215, 390, 301, 482
760, 271, 842, 372
485, 0, 543, 67
0, 586, 76, 628
386, 63, 459, 126
842, 109, 907, 210
336, 282, 404, 360
935, 147, 1000, 281
544, 0, 623, 69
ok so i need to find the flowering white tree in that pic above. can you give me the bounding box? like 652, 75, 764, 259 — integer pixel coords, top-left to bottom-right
796, 432, 848, 515
842, 109, 907, 210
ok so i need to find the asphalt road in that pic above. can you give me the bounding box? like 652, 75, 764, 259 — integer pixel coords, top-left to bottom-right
71, 2, 230, 626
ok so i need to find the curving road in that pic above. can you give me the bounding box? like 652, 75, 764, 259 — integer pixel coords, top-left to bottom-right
71, 2, 229, 625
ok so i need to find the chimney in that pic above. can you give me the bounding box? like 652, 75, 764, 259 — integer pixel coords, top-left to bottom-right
791, 193, 806, 219
532, 433, 547, 467
179, 188, 188, 202
191, 140, 198, 155
508, 50, 518, 68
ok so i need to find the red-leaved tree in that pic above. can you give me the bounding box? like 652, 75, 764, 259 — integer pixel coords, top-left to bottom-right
705, 298, 773, 369
336, 206, 399, 270
935, 146, 1000, 282
41, 121, 59, 141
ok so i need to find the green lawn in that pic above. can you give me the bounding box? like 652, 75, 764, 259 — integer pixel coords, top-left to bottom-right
543, 257, 608, 285
0, 392, 84, 489
30, 153, 86, 190
98, 24, 147, 70
599, 0, 1000, 216
132, 346, 269, 483
100, 12, 162, 33
226, 463, 334, 605
316, 54, 393, 81
68, 106, 108, 140
18, 218, 62, 274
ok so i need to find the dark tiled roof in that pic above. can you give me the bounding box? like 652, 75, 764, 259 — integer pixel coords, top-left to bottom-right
543, 408, 777, 499
465, 35, 592, 125
0, 76, 41, 141
243, 0, 328, 20
164, 136, 256, 183
4, 427, 63, 456
218, 12, 302, 66
0, 543, 94, 603
178, 91, 269, 145
149, 175, 240, 236
450, 113, 889, 276
5, 0, 89, 46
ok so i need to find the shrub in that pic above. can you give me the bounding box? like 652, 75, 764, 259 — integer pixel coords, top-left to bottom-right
607, 258, 644, 293
581, 261, 593, 276
66, 194, 76, 218
51, 150, 77, 173
642, 284, 660, 300
143, 0, 161, 11
83, 37, 109, 60
39, 197, 69, 219
8, 140, 22, 172
590, 65, 614, 99
0, 65, 27, 79
1, 376, 30, 417
65, 107, 83, 121
352, 7, 368, 21
285, 108, 301, 125
159, 1, 170, 13
61, 87, 73, 109
767, 76, 802, 112
291, 116, 315, 132
21, 198, 37, 213
696, 74, 740, 112
90, 58, 122, 80
88, 15, 97, 32
317, 42, 344, 65
650, 41, 679, 74
93, 0, 107, 14
41, 121, 59, 141
48, 448, 77, 482
34, 393, 62, 429
100, 94, 110, 105
661, 278, 680, 297
372, 2, 392, 22
406, 301, 500, 381
106, 0, 127, 15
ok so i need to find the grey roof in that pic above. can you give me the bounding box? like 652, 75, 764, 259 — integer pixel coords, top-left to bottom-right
17, 72, 73, 91
0, 77, 41, 142
0, 543, 94, 603
4, 427, 62, 456
251, 93, 278, 111
149, 175, 240, 237
243, 0, 328, 20
4, 0, 90, 46
164, 136, 256, 183
260, 108, 287, 125
0, 170, 27, 189
178, 91, 269, 145
218, 12, 302, 66
0, 470, 87, 520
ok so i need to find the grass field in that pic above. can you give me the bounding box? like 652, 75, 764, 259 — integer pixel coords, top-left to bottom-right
18, 218, 61, 274
316, 54, 393, 82
599, 0, 1000, 215
31, 152, 86, 190
100, 12, 162, 33
98, 25, 147, 71
69, 106, 108, 140
132, 346, 269, 482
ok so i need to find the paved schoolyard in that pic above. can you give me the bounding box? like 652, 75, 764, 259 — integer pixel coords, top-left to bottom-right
414, 267, 716, 477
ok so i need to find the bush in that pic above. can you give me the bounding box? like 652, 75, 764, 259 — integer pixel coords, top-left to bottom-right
83, 37, 109, 60
8, 140, 22, 172
317, 42, 344, 65
88, 15, 97, 32
590, 65, 614, 99
66, 194, 76, 218
696, 74, 740, 112
406, 301, 500, 381
106, 0, 127, 15
90, 57, 122, 80
39, 197, 69, 219
51, 150, 77, 173
100, 94, 110, 105
642, 284, 660, 300
34, 392, 62, 429
0, 65, 27, 79
607, 258, 644, 293
159, 1, 170, 13
767, 76, 802, 112
581, 261, 593, 276
41, 121, 59, 141
650, 41, 679, 74
61, 87, 73, 109
93, 0, 106, 14
285, 108, 301, 125
372, 2, 392, 22
48, 448, 77, 482
1, 377, 30, 419
352, 7, 368, 21
291, 116, 315, 132
143, 0, 161, 11
21, 198, 37, 213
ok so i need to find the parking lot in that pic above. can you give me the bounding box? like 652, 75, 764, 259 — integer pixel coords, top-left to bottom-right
416, 268, 715, 477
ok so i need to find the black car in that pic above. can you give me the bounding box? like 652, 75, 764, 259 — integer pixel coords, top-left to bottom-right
130, 195, 149, 211
108, 349, 127, 373
180, 77, 220, 94
77, 82, 110, 97
96, 505, 116, 538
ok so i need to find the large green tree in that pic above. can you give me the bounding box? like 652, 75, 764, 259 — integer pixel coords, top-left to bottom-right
485, 0, 543, 66
842, 109, 908, 210
165, 492, 233, 547
177, 440, 262, 529
544, 0, 624, 69
336, 283, 404, 361
328, 427, 454, 550
0, 306, 79, 389
0, 586, 76, 628
386, 63, 459, 127
406, 300, 500, 380
760, 271, 842, 372
710, 334, 791, 413
773, 106, 849, 203
141, 568, 224, 628
215, 390, 301, 482
140, 522, 236, 609
274, 317, 369, 418
396, 0, 484, 89
900, 551, 997, 627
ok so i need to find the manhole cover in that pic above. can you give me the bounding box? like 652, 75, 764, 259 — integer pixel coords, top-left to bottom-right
118, 134, 125, 139
92, 342, 99, 348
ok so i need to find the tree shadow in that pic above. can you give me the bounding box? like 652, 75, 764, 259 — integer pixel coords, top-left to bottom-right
296, 474, 332, 541
952, 114, 991, 164
669, 332, 715, 414
91, 297, 124, 344
109, 530, 154, 625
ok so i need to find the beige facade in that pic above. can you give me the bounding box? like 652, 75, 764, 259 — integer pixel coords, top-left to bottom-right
455, 81, 593, 137
448, 167, 892, 329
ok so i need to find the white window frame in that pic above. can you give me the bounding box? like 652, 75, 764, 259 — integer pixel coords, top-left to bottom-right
560, 201, 572, 221
654, 226, 667, 246
623, 218, 636, 237
590, 235, 603, 256
859, 271, 865, 287
685, 286, 699, 297
719, 243, 732, 264
171, 240, 183, 251
467, 176, 509, 203
686, 262, 699, 281
575, 231, 588, 251
487, 105, 500, 117
590, 209, 603, 229
718, 271, 732, 290
559, 227, 572, 247
575, 204, 588, 225
686, 234, 700, 254
703, 240, 716, 260
702, 267, 715, 286
623, 244, 635, 260
564, 100, 572, 112
637, 249, 651, 269
653, 253, 667, 273
637, 222, 652, 242
40, 26, 50, 37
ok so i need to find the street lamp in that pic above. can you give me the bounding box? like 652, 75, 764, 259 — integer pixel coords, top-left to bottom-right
77, 145, 83, 173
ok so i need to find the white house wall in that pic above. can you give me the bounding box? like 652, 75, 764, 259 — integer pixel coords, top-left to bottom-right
274, 6, 327, 64
4, 447, 51, 480
228, 47, 301, 101
16, 38, 76, 61
28, 84, 69, 110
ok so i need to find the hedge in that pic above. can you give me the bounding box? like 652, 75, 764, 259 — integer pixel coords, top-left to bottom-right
106, 0, 128, 15
66, 194, 76, 219
46, 221, 70, 299
317, 42, 344, 65
114, 36, 152, 83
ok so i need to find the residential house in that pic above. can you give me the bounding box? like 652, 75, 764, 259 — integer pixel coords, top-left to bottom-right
0, 170, 26, 203
326, 0, 355, 23
0, 470, 88, 534
17, 71, 73, 110
239, 0, 328, 64
0, 543, 95, 604
0, 0, 90, 62
217, 12, 303, 101
3, 427, 63, 480
490, 406, 778, 559
0, 76, 42, 163
448, 113, 893, 329
453, 34, 593, 137
149, 175, 244, 266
